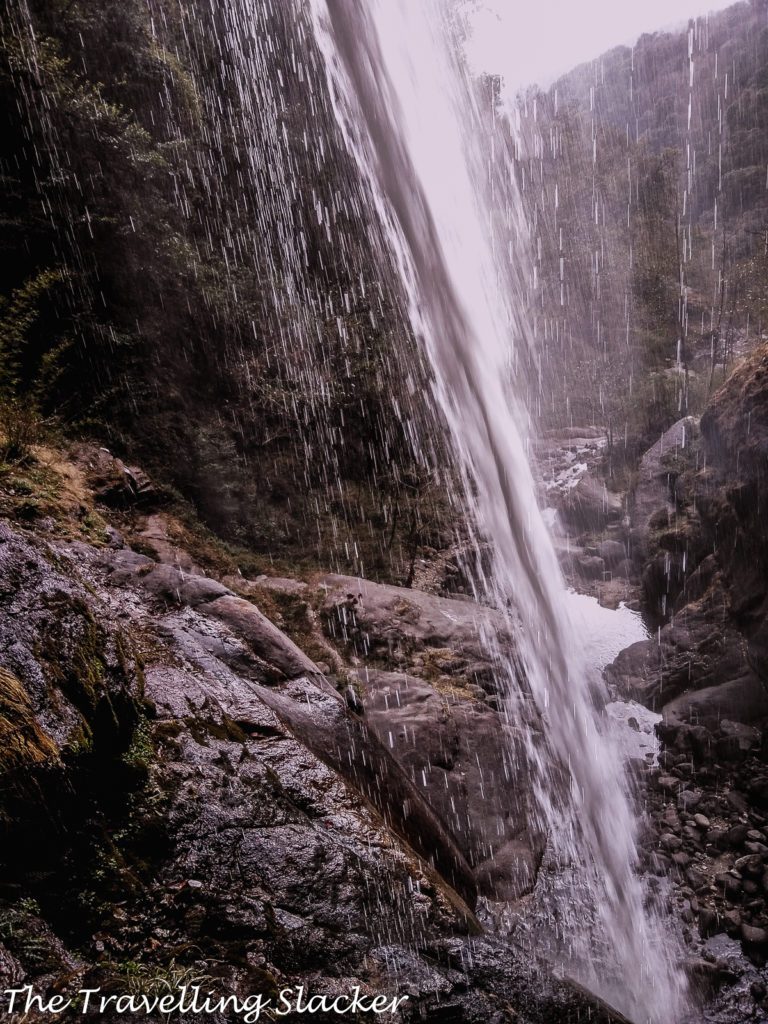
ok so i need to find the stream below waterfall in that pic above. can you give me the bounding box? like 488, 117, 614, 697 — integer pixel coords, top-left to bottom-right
564, 590, 661, 766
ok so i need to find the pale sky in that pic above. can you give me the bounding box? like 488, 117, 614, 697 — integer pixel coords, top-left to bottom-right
463, 0, 741, 92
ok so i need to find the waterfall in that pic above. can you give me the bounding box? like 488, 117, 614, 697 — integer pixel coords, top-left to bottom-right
6, 0, 693, 1015
307, 1, 688, 1020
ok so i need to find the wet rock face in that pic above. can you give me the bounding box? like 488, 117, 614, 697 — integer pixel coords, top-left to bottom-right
319, 574, 546, 902
355, 668, 545, 902
0, 523, 480, 1016
615, 353, 768, 731
0, 514, 642, 1024
627, 415, 703, 620
610, 344, 768, 987
604, 599, 768, 724
630, 418, 696, 560
142, 659, 471, 973
700, 343, 768, 662
319, 573, 511, 672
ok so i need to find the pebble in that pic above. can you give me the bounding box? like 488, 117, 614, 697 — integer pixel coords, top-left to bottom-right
678, 790, 701, 811
660, 832, 683, 852
699, 908, 720, 938
727, 824, 750, 848
751, 981, 767, 1001
715, 872, 742, 898
742, 923, 768, 946
726, 791, 749, 814
686, 867, 708, 891
723, 909, 743, 934
105, 526, 124, 549
735, 854, 764, 877
649, 851, 671, 875
662, 806, 681, 830
694, 813, 711, 829
657, 775, 682, 793
706, 828, 728, 848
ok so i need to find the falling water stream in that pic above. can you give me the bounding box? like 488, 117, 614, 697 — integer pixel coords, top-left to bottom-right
308, 2, 689, 1021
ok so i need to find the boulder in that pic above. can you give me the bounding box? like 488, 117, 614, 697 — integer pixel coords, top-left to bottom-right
201, 594, 326, 684
575, 554, 605, 580
355, 667, 544, 901
630, 417, 695, 564
662, 672, 768, 730
319, 572, 510, 676
605, 597, 767, 726
141, 563, 229, 608
599, 539, 627, 567
558, 472, 622, 532
78, 446, 158, 508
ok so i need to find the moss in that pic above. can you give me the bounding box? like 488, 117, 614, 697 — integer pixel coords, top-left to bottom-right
0, 447, 114, 544
121, 718, 154, 771
43, 544, 61, 567
152, 720, 184, 743
62, 725, 94, 762
334, 668, 359, 697
157, 505, 280, 580
243, 966, 280, 999
246, 584, 341, 672
184, 715, 247, 747
420, 648, 461, 681
37, 597, 116, 728
126, 537, 157, 560
116, 629, 146, 699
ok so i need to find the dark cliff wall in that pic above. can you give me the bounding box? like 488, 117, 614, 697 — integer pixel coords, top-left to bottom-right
0, 0, 451, 583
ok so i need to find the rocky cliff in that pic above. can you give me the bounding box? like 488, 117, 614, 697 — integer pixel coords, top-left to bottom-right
603, 340, 768, 1016
0, 443, 632, 1024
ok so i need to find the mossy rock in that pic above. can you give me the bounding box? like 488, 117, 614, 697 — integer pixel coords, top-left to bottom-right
36, 593, 143, 754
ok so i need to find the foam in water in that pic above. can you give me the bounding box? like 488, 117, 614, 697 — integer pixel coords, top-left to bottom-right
307, 1, 689, 1019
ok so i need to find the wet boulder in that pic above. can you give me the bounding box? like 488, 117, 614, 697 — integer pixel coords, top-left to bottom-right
575, 554, 605, 580
558, 472, 622, 533
355, 667, 545, 901
599, 539, 627, 567
319, 572, 509, 675
630, 417, 696, 565
77, 446, 158, 508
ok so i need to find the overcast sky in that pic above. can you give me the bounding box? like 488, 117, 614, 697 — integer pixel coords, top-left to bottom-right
463, 0, 741, 93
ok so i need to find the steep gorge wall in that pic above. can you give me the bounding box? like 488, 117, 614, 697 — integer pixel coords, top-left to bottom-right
0, 0, 452, 582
